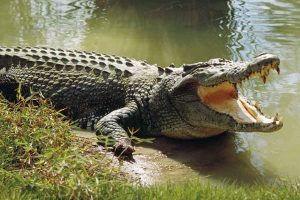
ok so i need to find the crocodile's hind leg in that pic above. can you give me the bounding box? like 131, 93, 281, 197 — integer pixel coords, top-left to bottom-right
0, 74, 30, 101
95, 102, 140, 156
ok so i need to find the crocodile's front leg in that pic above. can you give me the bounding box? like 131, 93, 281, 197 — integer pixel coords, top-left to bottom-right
95, 102, 140, 156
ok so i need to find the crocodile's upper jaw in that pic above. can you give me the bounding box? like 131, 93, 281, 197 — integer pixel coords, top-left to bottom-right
196, 55, 283, 132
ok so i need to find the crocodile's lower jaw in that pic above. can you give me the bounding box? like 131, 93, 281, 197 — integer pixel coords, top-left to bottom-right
197, 81, 280, 125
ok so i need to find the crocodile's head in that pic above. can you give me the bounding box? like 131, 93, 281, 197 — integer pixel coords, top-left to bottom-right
169, 53, 283, 138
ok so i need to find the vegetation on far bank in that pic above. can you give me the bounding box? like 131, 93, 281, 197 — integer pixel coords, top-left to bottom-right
0, 94, 300, 200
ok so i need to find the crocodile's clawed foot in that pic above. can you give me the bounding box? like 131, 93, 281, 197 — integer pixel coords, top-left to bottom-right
113, 141, 135, 157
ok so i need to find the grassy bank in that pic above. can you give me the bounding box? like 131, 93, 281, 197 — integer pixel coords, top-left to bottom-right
1, 172, 300, 200
0, 95, 130, 199
0, 95, 299, 199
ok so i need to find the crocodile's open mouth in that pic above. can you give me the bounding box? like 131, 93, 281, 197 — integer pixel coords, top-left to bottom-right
197, 61, 282, 130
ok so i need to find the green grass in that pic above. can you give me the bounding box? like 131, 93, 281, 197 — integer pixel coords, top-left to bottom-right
0, 94, 130, 199
128, 181, 300, 200
0, 94, 300, 199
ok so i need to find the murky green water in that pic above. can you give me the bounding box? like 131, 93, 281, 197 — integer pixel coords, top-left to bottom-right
0, 0, 300, 184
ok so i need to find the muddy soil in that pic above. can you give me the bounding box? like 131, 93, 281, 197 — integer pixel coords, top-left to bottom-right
75, 129, 278, 186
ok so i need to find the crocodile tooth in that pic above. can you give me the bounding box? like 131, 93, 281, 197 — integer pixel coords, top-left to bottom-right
233, 83, 237, 90
254, 101, 260, 109
274, 121, 280, 125
275, 66, 280, 74
262, 68, 269, 77
261, 76, 266, 84
273, 113, 279, 122
266, 68, 270, 76
238, 82, 243, 87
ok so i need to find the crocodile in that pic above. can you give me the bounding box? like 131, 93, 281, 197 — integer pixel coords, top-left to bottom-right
0, 47, 283, 155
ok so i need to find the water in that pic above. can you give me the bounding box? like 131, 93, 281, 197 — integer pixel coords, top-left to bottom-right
0, 0, 299, 184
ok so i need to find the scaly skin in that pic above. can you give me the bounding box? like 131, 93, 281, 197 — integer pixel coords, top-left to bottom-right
0, 47, 283, 155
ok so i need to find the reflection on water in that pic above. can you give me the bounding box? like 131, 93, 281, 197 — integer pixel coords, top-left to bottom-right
84, 0, 232, 66
0, 0, 96, 47
228, 0, 300, 60
0, 0, 300, 184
